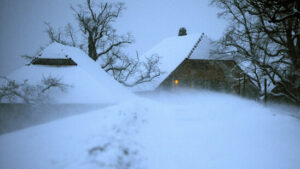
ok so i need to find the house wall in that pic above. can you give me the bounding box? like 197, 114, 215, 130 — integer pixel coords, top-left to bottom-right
158, 59, 259, 98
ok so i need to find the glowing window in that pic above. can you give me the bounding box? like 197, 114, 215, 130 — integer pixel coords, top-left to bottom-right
174, 79, 179, 85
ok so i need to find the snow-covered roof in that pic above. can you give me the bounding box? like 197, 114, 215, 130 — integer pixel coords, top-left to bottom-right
133, 33, 226, 91
38, 43, 76, 59
6, 43, 133, 104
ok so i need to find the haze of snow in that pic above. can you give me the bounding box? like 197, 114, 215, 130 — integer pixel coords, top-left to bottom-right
0, 90, 299, 169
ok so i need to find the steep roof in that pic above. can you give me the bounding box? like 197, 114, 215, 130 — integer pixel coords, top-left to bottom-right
133, 33, 227, 91
6, 43, 133, 104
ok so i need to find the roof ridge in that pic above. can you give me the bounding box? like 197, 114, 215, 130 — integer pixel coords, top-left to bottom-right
187, 33, 205, 59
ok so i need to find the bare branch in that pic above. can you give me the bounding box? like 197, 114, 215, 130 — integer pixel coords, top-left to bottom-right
211, 0, 300, 104
0, 76, 70, 103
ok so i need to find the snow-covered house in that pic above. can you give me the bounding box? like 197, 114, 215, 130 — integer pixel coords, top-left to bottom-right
0, 43, 137, 134
5, 42, 133, 104
135, 33, 259, 98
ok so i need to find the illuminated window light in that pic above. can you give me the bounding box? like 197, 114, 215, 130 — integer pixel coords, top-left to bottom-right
174, 79, 179, 85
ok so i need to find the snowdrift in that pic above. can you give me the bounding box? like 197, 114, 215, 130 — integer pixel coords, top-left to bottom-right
0, 91, 299, 169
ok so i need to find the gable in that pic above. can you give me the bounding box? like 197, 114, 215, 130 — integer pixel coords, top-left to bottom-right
132, 34, 204, 91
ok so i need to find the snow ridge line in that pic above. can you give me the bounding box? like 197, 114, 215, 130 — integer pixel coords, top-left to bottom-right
187, 33, 205, 59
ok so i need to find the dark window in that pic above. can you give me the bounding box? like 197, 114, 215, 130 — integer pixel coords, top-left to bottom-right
31, 58, 77, 66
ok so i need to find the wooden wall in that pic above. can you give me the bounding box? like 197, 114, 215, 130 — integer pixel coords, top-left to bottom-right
158, 59, 259, 98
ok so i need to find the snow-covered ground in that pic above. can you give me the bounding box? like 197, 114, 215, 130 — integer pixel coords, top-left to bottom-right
0, 90, 299, 169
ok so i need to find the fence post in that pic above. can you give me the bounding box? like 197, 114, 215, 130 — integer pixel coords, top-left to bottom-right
243, 74, 246, 96
264, 78, 267, 104
238, 76, 240, 95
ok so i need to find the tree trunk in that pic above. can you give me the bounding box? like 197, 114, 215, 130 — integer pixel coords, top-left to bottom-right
88, 34, 97, 61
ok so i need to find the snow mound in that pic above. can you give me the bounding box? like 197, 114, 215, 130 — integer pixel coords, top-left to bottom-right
6, 43, 134, 104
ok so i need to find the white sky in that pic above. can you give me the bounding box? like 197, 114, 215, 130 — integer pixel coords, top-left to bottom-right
0, 0, 227, 76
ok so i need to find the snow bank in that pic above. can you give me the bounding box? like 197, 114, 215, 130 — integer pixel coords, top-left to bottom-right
6, 43, 134, 104
140, 90, 300, 169
0, 91, 299, 169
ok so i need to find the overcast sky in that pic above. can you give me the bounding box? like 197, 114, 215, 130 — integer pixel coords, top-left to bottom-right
0, 0, 227, 76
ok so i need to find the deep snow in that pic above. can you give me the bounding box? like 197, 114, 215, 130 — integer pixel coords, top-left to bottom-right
0, 90, 299, 169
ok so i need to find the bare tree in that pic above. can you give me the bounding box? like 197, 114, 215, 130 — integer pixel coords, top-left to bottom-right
211, 0, 300, 104
72, 1, 132, 61
44, 22, 83, 49
43, 0, 161, 87
211, 0, 267, 95
111, 53, 161, 87
0, 76, 69, 103
45, 22, 66, 45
